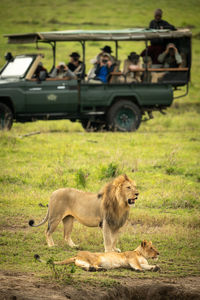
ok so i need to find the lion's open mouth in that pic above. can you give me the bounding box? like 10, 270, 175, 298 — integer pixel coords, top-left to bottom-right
128, 195, 138, 206
128, 199, 136, 205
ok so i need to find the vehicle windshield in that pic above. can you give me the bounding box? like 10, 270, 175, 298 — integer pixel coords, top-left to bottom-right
0, 56, 33, 78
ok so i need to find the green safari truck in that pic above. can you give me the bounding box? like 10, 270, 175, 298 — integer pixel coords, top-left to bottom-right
0, 28, 191, 131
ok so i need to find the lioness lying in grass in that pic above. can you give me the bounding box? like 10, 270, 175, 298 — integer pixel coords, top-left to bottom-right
35, 240, 160, 272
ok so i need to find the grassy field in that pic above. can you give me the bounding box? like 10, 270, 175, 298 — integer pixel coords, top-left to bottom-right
0, 0, 200, 289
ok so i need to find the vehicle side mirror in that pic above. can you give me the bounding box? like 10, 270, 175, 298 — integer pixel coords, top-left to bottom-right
5, 52, 14, 62
38, 70, 47, 81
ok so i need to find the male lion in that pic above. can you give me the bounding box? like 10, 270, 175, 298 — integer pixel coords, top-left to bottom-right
29, 174, 139, 252
35, 240, 160, 272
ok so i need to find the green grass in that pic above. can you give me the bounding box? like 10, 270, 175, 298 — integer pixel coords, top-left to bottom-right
0, 108, 199, 285
0, 0, 200, 287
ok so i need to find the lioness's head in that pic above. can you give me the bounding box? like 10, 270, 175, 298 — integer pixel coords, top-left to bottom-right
139, 240, 159, 260
113, 174, 139, 207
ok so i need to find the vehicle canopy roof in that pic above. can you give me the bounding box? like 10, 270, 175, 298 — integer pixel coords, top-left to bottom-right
4, 28, 192, 44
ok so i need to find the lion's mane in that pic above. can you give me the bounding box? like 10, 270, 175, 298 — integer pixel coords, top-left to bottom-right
101, 174, 130, 230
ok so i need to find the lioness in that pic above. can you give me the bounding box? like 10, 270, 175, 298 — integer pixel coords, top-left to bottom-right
29, 174, 139, 252
35, 240, 160, 272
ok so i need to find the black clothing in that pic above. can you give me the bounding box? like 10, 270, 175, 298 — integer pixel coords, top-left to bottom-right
67, 62, 80, 72
149, 19, 176, 31
67, 61, 85, 79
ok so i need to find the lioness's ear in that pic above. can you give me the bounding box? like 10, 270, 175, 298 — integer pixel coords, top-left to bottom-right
123, 174, 129, 181
141, 240, 147, 248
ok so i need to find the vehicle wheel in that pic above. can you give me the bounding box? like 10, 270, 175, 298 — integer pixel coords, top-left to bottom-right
0, 103, 13, 130
107, 100, 142, 132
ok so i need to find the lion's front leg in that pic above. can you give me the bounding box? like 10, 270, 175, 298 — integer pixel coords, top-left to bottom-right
140, 264, 160, 272
111, 230, 121, 252
102, 220, 113, 252
62, 215, 79, 248
129, 261, 143, 272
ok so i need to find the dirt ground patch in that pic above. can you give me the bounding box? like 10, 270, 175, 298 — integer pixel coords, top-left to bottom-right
0, 271, 200, 300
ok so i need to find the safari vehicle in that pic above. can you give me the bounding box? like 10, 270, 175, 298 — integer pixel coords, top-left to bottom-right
0, 28, 191, 131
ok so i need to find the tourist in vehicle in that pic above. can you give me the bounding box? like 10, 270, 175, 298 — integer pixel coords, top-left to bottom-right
123, 52, 142, 83
151, 43, 183, 83
158, 43, 182, 68
90, 53, 115, 83
50, 53, 85, 79
88, 46, 116, 81
98, 45, 116, 64
149, 9, 176, 30
55, 62, 68, 78
67, 52, 85, 79
33, 62, 48, 79
50, 62, 76, 79
90, 45, 116, 65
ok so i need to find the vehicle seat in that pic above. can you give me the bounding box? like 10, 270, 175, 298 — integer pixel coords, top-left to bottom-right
123, 58, 142, 83
87, 66, 97, 81
108, 60, 121, 83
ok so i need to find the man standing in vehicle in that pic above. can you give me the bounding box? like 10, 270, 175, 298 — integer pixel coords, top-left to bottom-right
149, 9, 176, 30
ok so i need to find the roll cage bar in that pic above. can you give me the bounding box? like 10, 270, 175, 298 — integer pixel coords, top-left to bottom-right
4, 28, 192, 69
4, 29, 192, 97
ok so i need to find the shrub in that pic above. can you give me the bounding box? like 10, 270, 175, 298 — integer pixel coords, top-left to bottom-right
75, 169, 87, 188
99, 162, 120, 179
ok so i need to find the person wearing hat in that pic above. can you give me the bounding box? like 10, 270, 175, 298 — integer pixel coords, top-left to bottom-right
90, 53, 115, 83
67, 52, 85, 79
50, 52, 85, 79
90, 45, 116, 65
88, 45, 116, 80
97, 45, 116, 64
123, 52, 142, 83
101, 45, 112, 54
149, 9, 176, 30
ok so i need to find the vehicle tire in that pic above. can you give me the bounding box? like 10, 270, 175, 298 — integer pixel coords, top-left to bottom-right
0, 103, 13, 130
107, 100, 142, 132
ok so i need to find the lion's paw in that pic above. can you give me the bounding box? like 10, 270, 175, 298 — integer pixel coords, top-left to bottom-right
135, 268, 144, 273
88, 266, 97, 272
153, 265, 160, 272
113, 248, 121, 253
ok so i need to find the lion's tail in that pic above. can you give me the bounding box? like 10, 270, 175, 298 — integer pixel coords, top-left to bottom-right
34, 254, 76, 266
29, 209, 49, 228
34, 254, 46, 263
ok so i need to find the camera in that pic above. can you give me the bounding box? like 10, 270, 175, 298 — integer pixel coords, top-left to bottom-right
102, 59, 108, 64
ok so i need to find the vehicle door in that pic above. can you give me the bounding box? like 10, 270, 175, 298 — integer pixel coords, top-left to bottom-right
80, 83, 110, 112
24, 78, 78, 113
